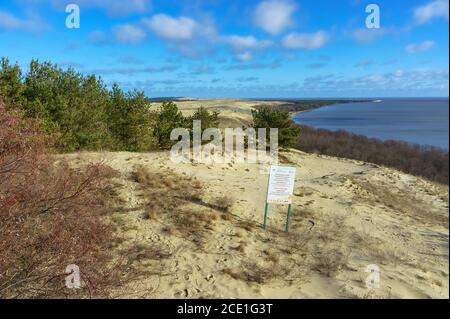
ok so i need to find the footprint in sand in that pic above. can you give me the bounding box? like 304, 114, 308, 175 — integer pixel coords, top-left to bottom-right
147, 232, 162, 242
174, 289, 189, 298
205, 274, 214, 282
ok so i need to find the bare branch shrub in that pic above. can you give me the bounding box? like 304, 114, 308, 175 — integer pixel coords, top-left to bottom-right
0, 99, 124, 298
296, 125, 449, 185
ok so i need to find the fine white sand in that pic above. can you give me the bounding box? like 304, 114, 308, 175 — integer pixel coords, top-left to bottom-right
62, 149, 449, 299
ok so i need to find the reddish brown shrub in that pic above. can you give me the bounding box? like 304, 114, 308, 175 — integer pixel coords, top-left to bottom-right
296, 125, 449, 185
0, 99, 121, 298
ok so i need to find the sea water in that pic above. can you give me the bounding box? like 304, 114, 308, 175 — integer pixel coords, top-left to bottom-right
292, 98, 449, 150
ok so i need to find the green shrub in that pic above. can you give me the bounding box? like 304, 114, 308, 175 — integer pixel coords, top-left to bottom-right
0, 58, 158, 152
0, 58, 24, 109
107, 84, 156, 152
189, 106, 219, 130
153, 101, 185, 149
0, 58, 223, 153
251, 107, 300, 148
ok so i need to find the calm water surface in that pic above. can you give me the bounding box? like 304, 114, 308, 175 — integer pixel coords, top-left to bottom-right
292, 98, 449, 150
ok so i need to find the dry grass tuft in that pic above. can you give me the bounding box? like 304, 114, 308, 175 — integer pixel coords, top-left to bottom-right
311, 248, 349, 277
132, 165, 216, 248
121, 243, 173, 265
214, 195, 234, 213
221, 212, 232, 221
239, 220, 256, 231
351, 177, 447, 227
142, 211, 157, 220
133, 165, 204, 215
263, 250, 280, 264
222, 261, 290, 284
161, 225, 176, 236
232, 241, 247, 253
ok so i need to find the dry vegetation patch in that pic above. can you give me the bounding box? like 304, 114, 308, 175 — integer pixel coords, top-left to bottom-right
219, 211, 353, 286
297, 125, 449, 185
222, 261, 291, 285
350, 177, 448, 227
132, 165, 227, 248
0, 100, 149, 298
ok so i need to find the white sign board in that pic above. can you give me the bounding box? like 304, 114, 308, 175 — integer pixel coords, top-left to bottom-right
266, 165, 296, 204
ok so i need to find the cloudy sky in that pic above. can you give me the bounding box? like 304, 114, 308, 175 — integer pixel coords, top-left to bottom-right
0, 0, 448, 97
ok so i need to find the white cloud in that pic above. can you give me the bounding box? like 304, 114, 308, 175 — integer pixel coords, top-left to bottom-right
88, 65, 178, 76
37, 0, 151, 16
225, 60, 281, 70
301, 69, 449, 94
253, 0, 297, 35
175, 45, 216, 59
89, 0, 150, 16
414, 0, 449, 25
118, 56, 144, 65
0, 10, 47, 32
393, 70, 405, 77
351, 27, 392, 44
234, 52, 253, 62
0, 10, 25, 30
143, 14, 215, 42
113, 24, 146, 45
282, 31, 329, 49
88, 30, 109, 45
142, 13, 217, 58
144, 14, 197, 41
405, 40, 435, 53
226, 35, 272, 51
354, 59, 374, 68
225, 35, 272, 61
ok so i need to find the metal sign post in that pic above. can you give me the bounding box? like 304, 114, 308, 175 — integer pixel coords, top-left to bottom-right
285, 204, 292, 232
263, 165, 296, 232
263, 202, 269, 229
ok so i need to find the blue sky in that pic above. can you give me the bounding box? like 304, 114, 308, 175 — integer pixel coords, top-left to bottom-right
0, 0, 448, 98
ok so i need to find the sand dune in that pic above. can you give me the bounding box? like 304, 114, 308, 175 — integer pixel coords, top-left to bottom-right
61, 149, 449, 299
151, 98, 286, 128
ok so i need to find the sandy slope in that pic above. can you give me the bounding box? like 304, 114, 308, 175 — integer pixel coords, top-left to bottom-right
151, 98, 285, 128
62, 150, 449, 299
